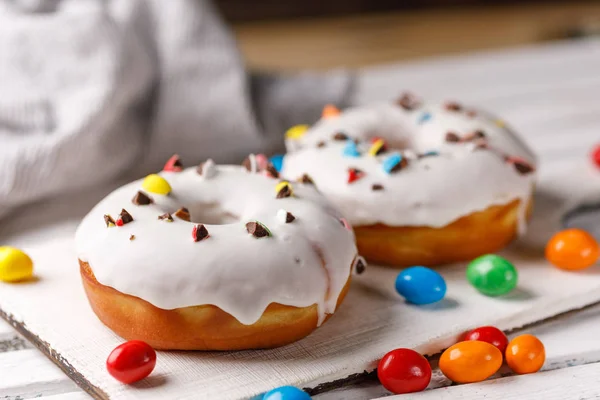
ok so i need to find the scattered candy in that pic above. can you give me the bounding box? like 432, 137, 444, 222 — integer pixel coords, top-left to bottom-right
333, 132, 349, 141
439, 341, 502, 383
298, 174, 315, 185
277, 209, 295, 223
445, 132, 461, 143
106, 340, 156, 384
545, 228, 599, 270
104, 214, 116, 227
417, 112, 432, 124
505, 334, 545, 374
444, 102, 462, 111
132, 191, 153, 206
353, 256, 367, 275
246, 221, 272, 238
372, 183, 384, 191
322, 104, 341, 119
463, 326, 509, 353
285, 125, 309, 140
163, 154, 183, 172
382, 153, 407, 174
270, 155, 285, 172
395, 266, 446, 305
466, 254, 518, 296
275, 181, 293, 198
347, 168, 365, 184
142, 174, 171, 195
129, 234, 136, 241
116, 209, 134, 226
192, 224, 210, 242
174, 207, 191, 222
377, 348, 431, 394
262, 386, 311, 400
316, 141, 326, 148
593, 144, 600, 169
368, 138, 387, 156
342, 140, 361, 158
0, 247, 34, 283
242, 154, 259, 173
158, 213, 173, 222
197, 159, 217, 178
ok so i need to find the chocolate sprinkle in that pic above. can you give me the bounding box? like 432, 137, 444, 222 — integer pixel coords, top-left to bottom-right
104, 214, 115, 227
284, 211, 295, 223
316, 141, 326, 148
512, 160, 535, 175
355, 257, 366, 275
371, 184, 384, 191
333, 132, 349, 141
196, 161, 208, 175
192, 224, 210, 242
466, 110, 477, 118
276, 182, 293, 199
470, 130, 486, 140
396, 92, 420, 110
158, 213, 174, 222
265, 163, 280, 179
119, 209, 134, 225
132, 190, 154, 206
445, 132, 461, 143
298, 174, 315, 185
174, 207, 191, 222
129, 234, 136, 241
444, 101, 462, 111
246, 221, 271, 238
390, 157, 409, 173
241, 156, 253, 172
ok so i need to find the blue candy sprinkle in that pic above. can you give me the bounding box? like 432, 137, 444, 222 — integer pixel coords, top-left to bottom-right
262, 386, 312, 400
395, 266, 446, 305
342, 140, 361, 158
382, 153, 403, 174
269, 154, 285, 172
420, 150, 439, 158
417, 112, 432, 124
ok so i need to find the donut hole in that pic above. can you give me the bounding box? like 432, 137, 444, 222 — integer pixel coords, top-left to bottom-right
186, 202, 239, 225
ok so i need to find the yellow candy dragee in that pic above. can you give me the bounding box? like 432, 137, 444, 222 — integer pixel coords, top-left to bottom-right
142, 174, 172, 195
285, 125, 309, 140
0, 247, 34, 282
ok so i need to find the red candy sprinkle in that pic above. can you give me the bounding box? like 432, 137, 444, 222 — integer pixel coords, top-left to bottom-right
347, 168, 365, 184
377, 348, 431, 394
463, 326, 509, 353
116, 218, 124, 227
592, 144, 600, 169
106, 340, 156, 384
163, 154, 183, 172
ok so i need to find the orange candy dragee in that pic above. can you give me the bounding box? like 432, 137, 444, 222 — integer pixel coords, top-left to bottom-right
505, 334, 545, 374
545, 228, 599, 270
439, 341, 502, 383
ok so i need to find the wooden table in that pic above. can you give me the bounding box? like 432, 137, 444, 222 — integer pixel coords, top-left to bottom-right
3, 4, 600, 399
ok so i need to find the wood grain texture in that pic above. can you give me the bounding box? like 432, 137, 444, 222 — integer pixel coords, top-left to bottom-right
1, 40, 600, 399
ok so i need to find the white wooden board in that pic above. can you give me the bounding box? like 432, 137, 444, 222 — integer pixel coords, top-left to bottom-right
1, 39, 600, 399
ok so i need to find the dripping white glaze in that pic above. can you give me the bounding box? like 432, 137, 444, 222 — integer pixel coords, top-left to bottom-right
75, 166, 357, 326
282, 101, 536, 230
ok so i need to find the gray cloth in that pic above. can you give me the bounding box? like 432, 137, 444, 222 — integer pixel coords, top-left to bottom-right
0, 0, 354, 218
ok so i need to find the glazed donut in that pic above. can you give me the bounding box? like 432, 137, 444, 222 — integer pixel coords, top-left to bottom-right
281, 94, 536, 267
75, 156, 360, 350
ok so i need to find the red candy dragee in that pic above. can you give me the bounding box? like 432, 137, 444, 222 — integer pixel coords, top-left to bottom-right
463, 325, 509, 353
107, 340, 156, 384
377, 348, 431, 394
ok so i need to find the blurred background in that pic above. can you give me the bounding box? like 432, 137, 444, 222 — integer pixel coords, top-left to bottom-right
223, 0, 600, 70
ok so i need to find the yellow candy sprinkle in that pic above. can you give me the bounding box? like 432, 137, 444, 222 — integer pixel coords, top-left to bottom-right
285, 125, 309, 140
368, 139, 385, 157
142, 174, 172, 195
275, 180, 293, 198
495, 119, 506, 128
0, 247, 34, 283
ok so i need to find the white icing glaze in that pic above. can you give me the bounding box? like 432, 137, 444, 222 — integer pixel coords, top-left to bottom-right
282, 101, 536, 230
75, 165, 357, 326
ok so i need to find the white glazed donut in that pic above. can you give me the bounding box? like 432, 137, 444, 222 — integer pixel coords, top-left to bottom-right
75, 156, 360, 350
281, 95, 536, 267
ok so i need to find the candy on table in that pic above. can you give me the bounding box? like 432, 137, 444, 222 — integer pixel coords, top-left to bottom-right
377, 348, 431, 394
505, 334, 545, 374
321, 104, 341, 119
142, 174, 172, 195
285, 125, 309, 140
592, 144, 600, 169
106, 340, 156, 384
463, 326, 509, 353
466, 254, 518, 296
439, 341, 502, 384
545, 228, 599, 270
0, 246, 34, 283
262, 386, 312, 400
394, 266, 446, 305
270, 154, 285, 172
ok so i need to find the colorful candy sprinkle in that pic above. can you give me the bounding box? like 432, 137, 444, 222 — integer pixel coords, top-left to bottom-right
197, 159, 217, 179
106, 340, 156, 384
354, 256, 367, 275
347, 168, 365, 184
505, 334, 545, 374
0, 247, 34, 283
368, 138, 387, 156
342, 140, 361, 158
439, 341, 502, 383
382, 153, 407, 174
396, 92, 420, 110
466, 254, 518, 296
417, 112, 432, 124
395, 266, 446, 305
132, 191, 153, 206
275, 181, 293, 198
142, 174, 171, 195
285, 125, 309, 140
322, 104, 341, 119
592, 144, 600, 169
506, 156, 535, 175
277, 209, 295, 223
262, 386, 311, 400
270, 155, 285, 172
192, 224, 210, 242
174, 207, 191, 222
463, 326, 509, 353
340, 218, 352, 231
104, 214, 116, 227
163, 154, 183, 172
545, 228, 599, 270
377, 348, 431, 394
246, 221, 272, 238
116, 209, 134, 226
